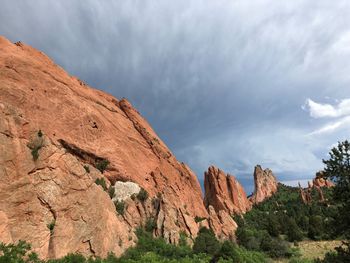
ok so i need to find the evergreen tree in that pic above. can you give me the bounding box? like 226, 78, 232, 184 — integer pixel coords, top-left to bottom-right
193, 227, 220, 256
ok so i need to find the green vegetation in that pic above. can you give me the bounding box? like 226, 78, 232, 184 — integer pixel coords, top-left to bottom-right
95, 178, 108, 191
114, 200, 125, 215
27, 130, 44, 161
194, 216, 206, 223
317, 140, 350, 262
108, 186, 115, 199
137, 188, 149, 202
235, 183, 338, 259
193, 227, 220, 256
95, 159, 109, 173
47, 220, 55, 235
1, 228, 269, 263
145, 218, 157, 232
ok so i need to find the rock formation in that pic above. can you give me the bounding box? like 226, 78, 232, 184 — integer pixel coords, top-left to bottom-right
0, 36, 215, 258
313, 171, 335, 188
0, 36, 281, 259
204, 166, 251, 215
249, 165, 278, 204
299, 171, 334, 204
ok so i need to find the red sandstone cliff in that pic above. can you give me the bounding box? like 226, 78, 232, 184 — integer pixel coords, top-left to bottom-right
0, 36, 281, 259
204, 166, 251, 215
249, 165, 278, 204
0, 36, 216, 258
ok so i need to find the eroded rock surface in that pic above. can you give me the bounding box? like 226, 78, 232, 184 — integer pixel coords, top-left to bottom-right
0, 36, 209, 258
0, 105, 134, 258
204, 166, 251, 215
250, 165, 278, 204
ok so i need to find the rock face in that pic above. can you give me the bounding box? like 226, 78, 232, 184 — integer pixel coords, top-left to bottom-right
0, 36, 213, 258
313, 171, 335, 188
250, 165, 278, 204
204, 166, 251, 215
0, 105, 135, 258
0, 36, 281, 259
112, 181, 141, 202
299, 171, 334, 204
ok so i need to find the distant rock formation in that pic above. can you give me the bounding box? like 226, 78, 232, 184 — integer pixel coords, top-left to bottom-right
204, 166, 251, 215
313, 171, 335, 188
249, 165, 278, 204
298, 171, 334, 204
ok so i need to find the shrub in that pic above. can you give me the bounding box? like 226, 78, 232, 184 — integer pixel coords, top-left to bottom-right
193, 227, 220, 256
194, 216, 206, 223
215, 241, 268, 263
108, 186, 115, 199
287, 218, 303, 242
137, 188, 148, 202
27, 130, 44, 161
145, 218, 157, 232
114, 200, 125, 215
47, 220, 55, 235
95, 178, 107, 191
95, 159, 109, 173
0, 240, 40, 263
31, 148, 40, 161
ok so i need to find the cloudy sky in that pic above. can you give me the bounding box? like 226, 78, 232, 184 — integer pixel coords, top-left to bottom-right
1, 1, 350, 193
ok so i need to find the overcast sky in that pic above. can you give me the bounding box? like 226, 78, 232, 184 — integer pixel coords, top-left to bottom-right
1, 1, 350, 193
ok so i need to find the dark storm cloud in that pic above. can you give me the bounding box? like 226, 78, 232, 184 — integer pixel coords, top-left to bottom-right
2, 0, 350, 190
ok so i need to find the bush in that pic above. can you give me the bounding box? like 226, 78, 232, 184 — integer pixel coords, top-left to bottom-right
108, 186, 115, 199
95, 178, 107, 191
114, 200, 125, 215
193, 227, 220, 256
145, 218, 157, 233
95, 159, 109, 173
47, 220, 55, 235
27, 130, 44, 161
287, 218, 303, 242
194, 216, 206, 223
137, 188, 148, 202
0, 240, 40, 263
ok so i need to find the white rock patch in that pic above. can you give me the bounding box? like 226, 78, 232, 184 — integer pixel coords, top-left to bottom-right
112, 181, 140, 202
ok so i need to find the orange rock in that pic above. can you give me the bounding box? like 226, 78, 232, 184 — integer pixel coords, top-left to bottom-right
250, 165, 278, 204
314, 171, 335, 188
0, 36, 208, 258
207, 206, 237, 241
204, 166, 251, 215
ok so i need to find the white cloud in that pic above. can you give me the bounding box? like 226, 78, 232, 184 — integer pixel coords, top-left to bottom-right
309, 116, 350, 135
306, 98, 350, 118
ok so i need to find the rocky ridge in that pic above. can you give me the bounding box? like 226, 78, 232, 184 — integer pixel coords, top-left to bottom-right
0, 36, 279, 259
299, 171, 334, 204
249, 165, 278, 204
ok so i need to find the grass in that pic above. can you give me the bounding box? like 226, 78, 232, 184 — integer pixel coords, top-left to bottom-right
272, 240, 343, 263
297, 240, 343, 260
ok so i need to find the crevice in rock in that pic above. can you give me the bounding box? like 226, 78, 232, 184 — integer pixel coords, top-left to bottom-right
37, 196, 56, 258
226, 175, 234, 204
42, 70, 69, 87
179, 209, 192, 236
84, 239, 96, 257
58, 139, 113, 172
4, 65, 20, 74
